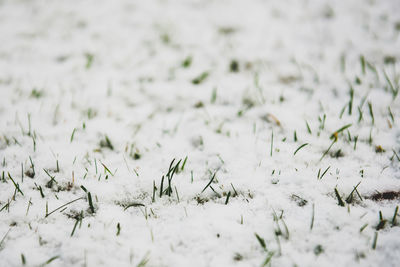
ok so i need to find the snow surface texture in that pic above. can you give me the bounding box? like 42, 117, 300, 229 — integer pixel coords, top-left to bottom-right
1, 0, 400, 266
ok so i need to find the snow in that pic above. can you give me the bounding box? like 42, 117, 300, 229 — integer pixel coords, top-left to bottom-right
0, 0, 400, 266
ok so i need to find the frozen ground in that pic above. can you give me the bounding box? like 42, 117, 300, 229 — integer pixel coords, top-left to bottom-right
1, 0, 400, 266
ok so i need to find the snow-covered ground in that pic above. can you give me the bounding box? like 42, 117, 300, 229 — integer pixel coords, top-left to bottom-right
1, 0, 400, 266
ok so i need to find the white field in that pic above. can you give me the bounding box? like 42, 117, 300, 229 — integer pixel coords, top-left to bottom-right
0, 0, 400, 266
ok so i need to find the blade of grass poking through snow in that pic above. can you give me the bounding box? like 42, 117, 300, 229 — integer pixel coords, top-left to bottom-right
305, 121, 312, 134
270, 130, 274, 157
368, 102, 374, 125
262, 252, 274, 267
360, 223, 368, 232
87, 192, 94, 213
225, 191, 231, 205
340, 53, 346, 72
354, 136, 358, 150
21, 253, 26, 265
334, 188, 345, 206
136, 252, 150, 267
372, 232, 378, 250
357, 107, 363, 122
348, 86, 354, 115
124, 203, 145, 211
255, 233, 267, 251
294, 143, 308, 155
339, 104, 347, 119
116, 223, 121, 236
383, 69, 398, 99
29, 156, 35, 177
70, 128, 76, 142
40, 256, 60, 267
360, 55, 366, 75
71, 213, 83, 237
392, 206, 398, 226
45, 197, 84, 218
320, 140, 335, 161
101, 162, 114, 176
181, 56, 192, 68
388, 107, 394, 124
181, 156, 188, 171
175, 186, 180, 202
192, 71, 209, 84
211, 87, 217, 104
0, 228, 11, 248
376, 211, 387, 230
366, 61, 379, 81
310, 203, 315, 230
230, 183, 238, 196
201, 172, 216, 193
152, 181, 156, 202
159, 176, 164, 198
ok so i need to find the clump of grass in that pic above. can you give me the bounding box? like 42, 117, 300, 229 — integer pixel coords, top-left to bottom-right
126, 143, 141, 160
345, 182, 362, 204
157, 158, 183, 199
43, 169, 58, 189
272, 209, 289, 240
290, 194, 308, 206
99, 135, 114, 150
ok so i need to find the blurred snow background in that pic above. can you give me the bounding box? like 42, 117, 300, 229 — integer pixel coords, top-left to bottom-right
0, 0, 400, 266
